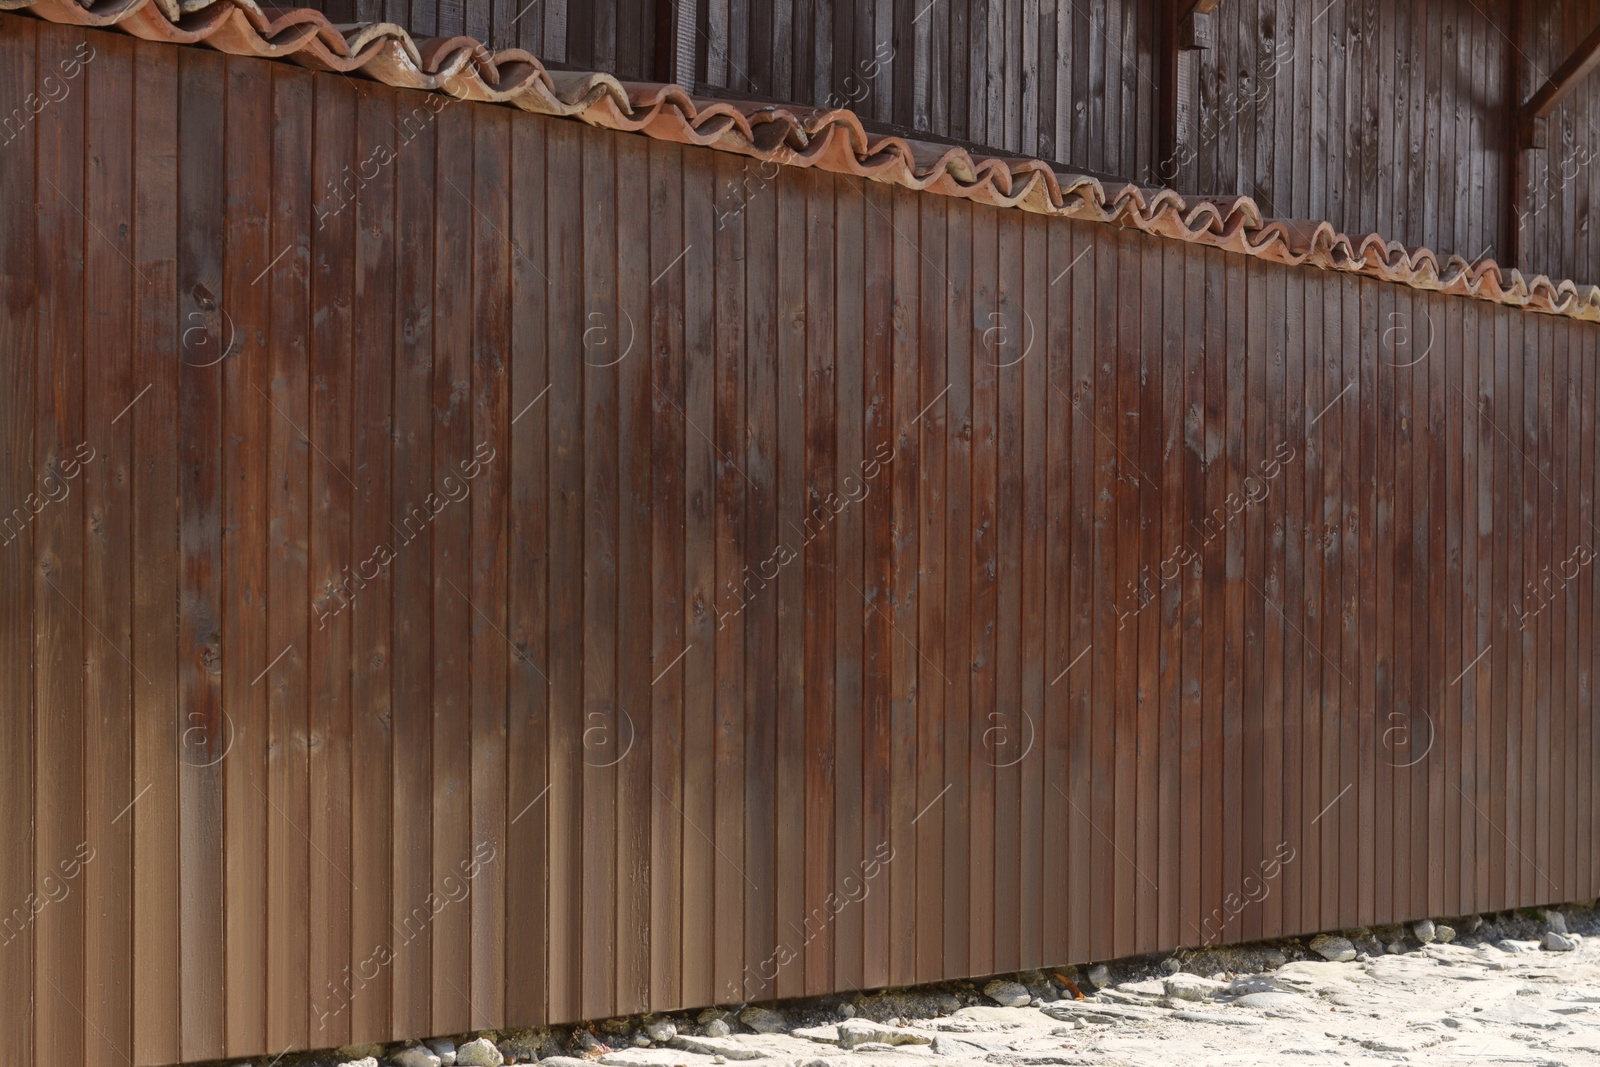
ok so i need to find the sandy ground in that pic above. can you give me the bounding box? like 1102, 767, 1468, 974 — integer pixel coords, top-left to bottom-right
577, 937, 1600, 1067
332, 909, 1600, 1067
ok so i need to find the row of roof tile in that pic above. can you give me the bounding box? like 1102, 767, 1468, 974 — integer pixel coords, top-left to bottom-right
9, 0, 1600, 324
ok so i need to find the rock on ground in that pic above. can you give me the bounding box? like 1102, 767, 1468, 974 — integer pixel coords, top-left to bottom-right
1309, 934, 1357, 962
1546, 931, 1578, 952
454, 1038, 503, 1067
389, 1048, 438, 1067
1412, 919, 1436, 943
834, 1019, 934, 1049
984, 980, 1032, 1008
423, 1039, 456, 1066
642, 1018, 677, 1043
738, 1007, 786, 1034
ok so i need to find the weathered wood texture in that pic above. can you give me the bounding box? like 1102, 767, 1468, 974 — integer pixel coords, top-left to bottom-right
294, 0, 1600, 286
1516, 1, 1600, 286
3, 17, 1600, 1065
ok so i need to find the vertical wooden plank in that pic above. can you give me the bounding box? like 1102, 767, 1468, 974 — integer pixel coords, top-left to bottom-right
470, 104, 511, 1027
645, 135, 682, 1010
613, 130, 652, 1017
0, 17, 37, 1067
967, 201, 998, 975
35, 21, 87, 1067
1443, 293, 1462, 919
1581, 320, 1597, 905
1203, 246, 1222, 940
83, 31, 135, 1067
1318, 270, 1346, 932
1510, 306, 1529, 908
1018, 214, 1046, 966
431, 95, 473, 1037
264, 60, 312, 1056
389, 82, 437, 1045
1112, 228, 1140, 957
915, 192, 949, 984
345, 79, 395, 1048
31, 20, 86, 1067
801, 165, 838, 996
1090, 224, 1118, 961
1423, 289, 1444, 920
858, 178, 891, 990
990, 209, 1021, 972
773, 165, 808, 999
1278, 259, 1303, 939
740, 146, 779, 1003
1180, 241, 1206, 950
677, 142, 714, 1011
505, 99, 550, 1030
305, 68, 354, 1050
887, 186, 920, 984
221, 50, 271, 1058
1489, 305, 1509, 912
1299, 266, 1324, 933
942, 199, 973, 981
1379, 279, 1402, 926
1219, 250, 1244, 943
1041, 215, 1072, 968
544, 116, 584, 1024
1460, 298, 1481, 917
832, 178, 866, 993
1133, 232, 1160, 951
711, 151, 747, 1005
1356, 275, 1378, 927
1240, 255, 1265, 941
1156, 239, 1183, 950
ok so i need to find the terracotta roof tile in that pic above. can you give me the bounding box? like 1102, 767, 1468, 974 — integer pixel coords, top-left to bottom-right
9, 0, 1600, 324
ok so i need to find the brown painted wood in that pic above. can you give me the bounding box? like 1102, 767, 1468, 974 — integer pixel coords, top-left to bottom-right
9, 20, 1600, 1063
219, 49, 273, 1057
34, 20, 86, 1067
83, 32, 136, 1067
306, 67, 354, 1051
347, 79, 396, 1045
0, 18, 37, 1067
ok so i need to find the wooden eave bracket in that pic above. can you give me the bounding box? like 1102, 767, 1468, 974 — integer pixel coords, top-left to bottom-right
1179, 0, 1218, 50
1519, 15, 1600, 148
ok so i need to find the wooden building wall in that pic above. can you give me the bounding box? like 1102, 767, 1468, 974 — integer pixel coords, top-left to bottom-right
1517, 1, 1600, 286
1178, 0, 1512, 270
4, 14, 1600, 1066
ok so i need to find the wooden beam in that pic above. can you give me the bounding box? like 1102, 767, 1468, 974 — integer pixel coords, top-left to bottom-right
1522, 15, 1600, 122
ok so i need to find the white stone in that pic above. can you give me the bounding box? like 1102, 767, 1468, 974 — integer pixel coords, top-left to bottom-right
643, 1018, 677, 1043
983, 980, 1032, 1008
1308, 935, 1357, 962
1545, 931, 1578, 952
455, 1038, 504, 1067
390, 1048, 439, 1067
738, 1007, 786, 1034
1164, 973, 1226, 1002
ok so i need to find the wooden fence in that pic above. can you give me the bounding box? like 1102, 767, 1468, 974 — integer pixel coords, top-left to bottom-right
2, 16, 1598, 1066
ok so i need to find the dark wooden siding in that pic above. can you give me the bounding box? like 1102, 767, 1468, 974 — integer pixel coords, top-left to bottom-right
4, 15, 1600, 1065
1178, 1, 1518, 279
1517, 1, 1600, 285
291, 0, 1600, 281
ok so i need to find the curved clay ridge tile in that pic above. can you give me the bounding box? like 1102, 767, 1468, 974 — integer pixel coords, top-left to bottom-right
6, 0, 1600, 324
